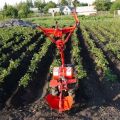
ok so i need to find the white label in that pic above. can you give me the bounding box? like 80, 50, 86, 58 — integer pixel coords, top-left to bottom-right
53, 67, 59, 76
66, 67, 72, 76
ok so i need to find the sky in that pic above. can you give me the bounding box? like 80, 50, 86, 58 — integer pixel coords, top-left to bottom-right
0, 0, 95, 9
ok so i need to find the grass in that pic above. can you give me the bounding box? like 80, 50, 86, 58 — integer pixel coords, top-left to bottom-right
22, 14, 120, 27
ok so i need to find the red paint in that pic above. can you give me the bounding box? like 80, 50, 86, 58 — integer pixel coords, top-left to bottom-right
37, 11, 79, 112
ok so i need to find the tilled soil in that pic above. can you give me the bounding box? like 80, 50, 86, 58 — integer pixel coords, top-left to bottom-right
0, 26, 120, 120
0, 71, 120, 120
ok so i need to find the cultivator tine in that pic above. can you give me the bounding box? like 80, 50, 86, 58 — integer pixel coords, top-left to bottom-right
45, 94, 73, 112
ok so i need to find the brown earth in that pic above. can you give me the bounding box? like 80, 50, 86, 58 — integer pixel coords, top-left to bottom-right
0, 27, 120, 120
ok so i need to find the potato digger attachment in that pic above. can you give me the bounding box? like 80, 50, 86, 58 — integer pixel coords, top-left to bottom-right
37, 11, 79, 113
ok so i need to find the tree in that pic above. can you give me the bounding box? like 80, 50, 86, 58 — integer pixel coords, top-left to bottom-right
18, 3, 30, 18
34, 0, 46, 12
4, 5, 18, 18
94, 0, 112, 11
2, 3, 8, 18
3, 3, 8, 10
80, 2, 88, 6
61, 0, 68, 6
34, 0, 42, 8
43, 1, 56, 13
27, 0, 33, 7
73, 0, 80, 7
110, 0, 120, 12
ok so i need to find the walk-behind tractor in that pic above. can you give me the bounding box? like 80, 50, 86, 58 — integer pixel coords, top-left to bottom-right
37, 11, 79, 113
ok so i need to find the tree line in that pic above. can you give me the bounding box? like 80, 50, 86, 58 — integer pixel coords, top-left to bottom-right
0, 0, 83, 18
1, 0, 120, 19
94, 0, 120, 12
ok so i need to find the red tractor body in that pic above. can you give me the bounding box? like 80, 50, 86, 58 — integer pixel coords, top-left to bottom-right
47, 66, 77, 112
37, 11, 79, 112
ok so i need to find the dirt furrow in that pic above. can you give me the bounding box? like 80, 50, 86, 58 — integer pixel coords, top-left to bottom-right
88, 30, 120, 79
76, 27, 105, 106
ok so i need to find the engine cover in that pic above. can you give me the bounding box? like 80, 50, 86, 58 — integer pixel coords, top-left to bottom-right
53, 67, 73, 79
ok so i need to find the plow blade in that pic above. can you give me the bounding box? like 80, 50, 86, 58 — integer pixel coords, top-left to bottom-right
45, 94, 73, 112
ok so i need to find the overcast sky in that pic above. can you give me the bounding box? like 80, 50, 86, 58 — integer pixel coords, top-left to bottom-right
0, 0, 95, 9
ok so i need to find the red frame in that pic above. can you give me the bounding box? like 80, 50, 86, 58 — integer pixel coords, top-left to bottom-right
37, 12, 79, 66
37, 11, 79, 112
